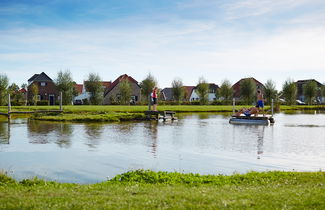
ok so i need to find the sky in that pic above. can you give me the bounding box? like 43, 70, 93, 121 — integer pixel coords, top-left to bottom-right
1, 0, 325, 90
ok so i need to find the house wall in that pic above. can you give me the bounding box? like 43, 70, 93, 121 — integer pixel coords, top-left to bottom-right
103, 82, 141, 105
190, 90, 217, 102
27, 81, 59, 103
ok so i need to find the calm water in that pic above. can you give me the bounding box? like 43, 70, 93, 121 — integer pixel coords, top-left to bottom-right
1, 112, 325, 183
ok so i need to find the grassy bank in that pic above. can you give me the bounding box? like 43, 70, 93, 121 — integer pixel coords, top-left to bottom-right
1, 170, 324, 209
1, 104, 324, 122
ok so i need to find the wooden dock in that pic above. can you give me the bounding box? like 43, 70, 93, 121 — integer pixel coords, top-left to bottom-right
144, 111, 177, 121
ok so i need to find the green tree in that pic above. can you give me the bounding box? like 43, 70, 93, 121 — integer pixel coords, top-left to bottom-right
119, 79, 131, 105
30, 83, 39, 106
0, 74, 9, 105
240, 78, 256, 105
55, 70, 75, 105
303, 81, 317, 105
85, 73, 103, 105
218, 79, 233, 105
196, 77, 209, 105
171, 78, 184, 104
140, 73, 157, 103
282, 79, 297, 105
264, 79, 277, 105
8, 83, 21, 103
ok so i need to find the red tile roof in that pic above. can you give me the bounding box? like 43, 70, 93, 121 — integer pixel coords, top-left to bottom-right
75, 84, 83, 94
104, 74, 139, 96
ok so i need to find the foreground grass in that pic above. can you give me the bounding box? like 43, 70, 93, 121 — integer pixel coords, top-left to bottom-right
1, 170, 324, 209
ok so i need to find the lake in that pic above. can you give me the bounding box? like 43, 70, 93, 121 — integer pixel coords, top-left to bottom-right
1, 112, 325, 183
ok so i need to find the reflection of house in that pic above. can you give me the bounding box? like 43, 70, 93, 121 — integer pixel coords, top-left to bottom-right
27, 72, 58, 105
232, 77, 265, 100
103, 74, 141, 105
73, 81, 111, 104
190, 83, 219, 102
296, 79, 323, 103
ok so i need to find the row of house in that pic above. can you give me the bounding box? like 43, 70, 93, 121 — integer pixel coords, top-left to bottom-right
23, 72, 324, 105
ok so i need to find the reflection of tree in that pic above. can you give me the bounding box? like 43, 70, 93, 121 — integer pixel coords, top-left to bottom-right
0, 122, 9, 144
27, 120, 72, 147
256, 126, 265, 159
55, 123, 73, 148
144, 121, 158, 157
84, 123, 104, 148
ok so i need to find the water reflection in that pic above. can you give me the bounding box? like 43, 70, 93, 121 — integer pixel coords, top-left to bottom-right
27, 120, 73, 147
84, 123, 104, 148
0, 122, 10, 144
144, 121, 158, 157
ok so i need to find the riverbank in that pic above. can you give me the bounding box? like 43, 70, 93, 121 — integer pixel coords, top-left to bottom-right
1, 105, 324, 122
1, 170, 324, 209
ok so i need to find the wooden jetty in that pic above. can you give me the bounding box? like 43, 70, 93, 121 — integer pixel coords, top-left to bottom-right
144, 111, 177, 121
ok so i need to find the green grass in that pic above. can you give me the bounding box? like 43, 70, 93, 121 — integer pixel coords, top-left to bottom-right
1, 170, 324, 209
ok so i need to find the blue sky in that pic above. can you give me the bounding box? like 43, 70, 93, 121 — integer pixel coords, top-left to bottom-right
1, 0, 325, 90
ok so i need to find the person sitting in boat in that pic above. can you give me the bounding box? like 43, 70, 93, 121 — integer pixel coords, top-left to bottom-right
234, 107, 259, 117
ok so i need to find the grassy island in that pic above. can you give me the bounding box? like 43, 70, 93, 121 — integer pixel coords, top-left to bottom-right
1, 170, 324, 209
0, 105, 324, 122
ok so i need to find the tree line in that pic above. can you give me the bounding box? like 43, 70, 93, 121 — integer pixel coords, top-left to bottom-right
0, 71, 325, 106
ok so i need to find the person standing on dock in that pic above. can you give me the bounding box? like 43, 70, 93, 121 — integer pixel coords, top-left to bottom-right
256, 89, 265, 116
152, 87, 158, 111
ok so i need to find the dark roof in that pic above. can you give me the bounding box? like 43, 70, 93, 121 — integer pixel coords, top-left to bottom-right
28, 72, 53, 82
161, 88, 173, 101
104, 74, 139, 96
296, 79, 323, 87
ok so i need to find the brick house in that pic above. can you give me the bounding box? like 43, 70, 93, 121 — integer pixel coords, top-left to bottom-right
27, 72, 59, 105
232, 77, 265, 100
103, 74, 141, 105
296, 79, 323, 103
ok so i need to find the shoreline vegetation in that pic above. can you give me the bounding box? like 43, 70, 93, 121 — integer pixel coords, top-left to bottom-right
1, 105, 325, 122
1, 170, 324, 209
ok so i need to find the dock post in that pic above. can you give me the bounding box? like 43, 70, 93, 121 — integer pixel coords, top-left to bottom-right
271, 99, 274, 116
148, 94, 151, 111
8, 94, 11, 120
60, 92, 63, 111
232, 98, 235, 114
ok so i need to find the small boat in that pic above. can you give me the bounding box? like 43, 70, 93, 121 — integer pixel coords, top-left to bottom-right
229, 115, 274, 125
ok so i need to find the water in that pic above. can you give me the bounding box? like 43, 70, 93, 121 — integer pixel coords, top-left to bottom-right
0, 112, 325, 183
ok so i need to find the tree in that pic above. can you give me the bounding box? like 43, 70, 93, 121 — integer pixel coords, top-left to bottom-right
0, 74, 9, 105
8, 83, 21, 103
30, 83, 39, 105
171, 78, 184, 104
303, 81, 317, 105
55, 70, 75, 105
282, 79, 297, 105
196, 77, 209, 105
264, 79, 277, 105
85, 73, 103, 105
218, 79, 233, 105
240, 78, 256, 105
140, 73, 157, 99
119, 79, 131, 105
140, 73, 157, 108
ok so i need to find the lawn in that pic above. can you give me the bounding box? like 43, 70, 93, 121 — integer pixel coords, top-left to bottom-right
1, 170, 324, 209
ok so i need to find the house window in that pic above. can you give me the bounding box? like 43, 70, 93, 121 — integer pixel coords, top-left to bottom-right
41, 82, 46, 87
37, 95, 41, 101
